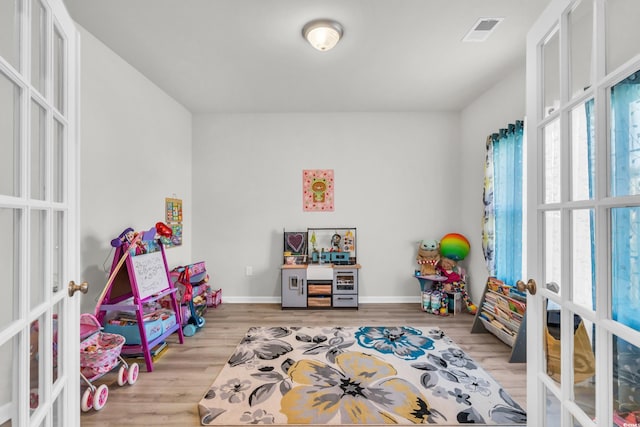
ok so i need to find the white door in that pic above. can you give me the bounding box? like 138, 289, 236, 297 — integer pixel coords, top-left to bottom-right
0, 0, 81, 425
526, 0, 640, 426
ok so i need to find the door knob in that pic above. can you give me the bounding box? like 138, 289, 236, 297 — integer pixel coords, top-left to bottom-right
68, 280, 88, 297
516, 279, 537, 295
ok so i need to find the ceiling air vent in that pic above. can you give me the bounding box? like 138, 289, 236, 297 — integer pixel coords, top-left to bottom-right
463, 18, 504, 42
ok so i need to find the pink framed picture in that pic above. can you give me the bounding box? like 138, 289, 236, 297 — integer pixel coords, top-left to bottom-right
302, 169, 334, 211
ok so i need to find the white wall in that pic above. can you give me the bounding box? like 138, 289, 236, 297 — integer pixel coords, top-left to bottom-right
192, 112, 463, 302
79, 27, 193, 313
459, 64, 526, 303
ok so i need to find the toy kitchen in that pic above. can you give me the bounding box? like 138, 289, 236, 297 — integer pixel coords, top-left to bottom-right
281, 228, 360, 309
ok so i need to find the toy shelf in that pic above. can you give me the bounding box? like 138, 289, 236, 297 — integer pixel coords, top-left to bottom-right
95, 238, 184, 372
471, 277, 527, 363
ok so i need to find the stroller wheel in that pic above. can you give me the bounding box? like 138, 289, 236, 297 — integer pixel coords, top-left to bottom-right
80, 388, 93, 412
128, 363, 140, 384
92, 384, 109, 411
117, 365, 127, 386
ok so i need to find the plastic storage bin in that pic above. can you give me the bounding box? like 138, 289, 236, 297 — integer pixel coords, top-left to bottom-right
103, 318, 163, 345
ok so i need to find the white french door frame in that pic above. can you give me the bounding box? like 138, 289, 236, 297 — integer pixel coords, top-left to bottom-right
526, 0, 640, 426
0, 0, 80, 425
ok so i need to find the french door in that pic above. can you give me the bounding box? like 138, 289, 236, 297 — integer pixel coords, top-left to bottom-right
0, 0, 81, 426
526, 0, 640, 426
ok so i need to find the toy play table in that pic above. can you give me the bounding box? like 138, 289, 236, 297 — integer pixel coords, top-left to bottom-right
414, 274, 447, 292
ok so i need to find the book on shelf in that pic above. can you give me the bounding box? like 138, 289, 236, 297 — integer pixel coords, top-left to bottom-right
124, 341, 168, 360
508, 299, 526, 315
489, 319, 516, 336
510, 311, 523, 322
493, 310, 521, 333
479, 311, 494, 322
508, 288, 527, 301
487, 277, 505, 286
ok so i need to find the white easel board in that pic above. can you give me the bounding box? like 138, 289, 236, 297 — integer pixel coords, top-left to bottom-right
130, 251, 171, 300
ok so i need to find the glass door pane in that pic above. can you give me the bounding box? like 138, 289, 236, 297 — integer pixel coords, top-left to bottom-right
571, 101, 594, 201
0, 337, 16, 421
53, 119, 64, 202
29, 314, 46, 413
545, 295, 563, 383
52, 301, 61, 383
544, 29, 561, 117
31, 0, 47, 94
545, 386, 562, 426
0, 207, 19, 328
610, 70, 640, 197
612, 336, 640, 424
606, 0, 640, 73
31, 99, 46, 201
53, 210, 64, 293
30, 209, 47, 309
611, 206, 640, 332
0, 0, 20, 70
571, 209, 594, 310
53, 25, 64, 113
545, 119, 562, 203
573, 316, 595, 419
0, 70, 21, 197
569, 0, 593, 98
545, 210, 562, 289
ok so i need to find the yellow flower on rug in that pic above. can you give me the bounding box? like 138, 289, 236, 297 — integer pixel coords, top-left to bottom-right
282, 351, 432, 424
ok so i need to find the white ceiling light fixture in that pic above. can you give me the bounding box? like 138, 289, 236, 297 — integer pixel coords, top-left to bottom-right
302, 19, 343, 52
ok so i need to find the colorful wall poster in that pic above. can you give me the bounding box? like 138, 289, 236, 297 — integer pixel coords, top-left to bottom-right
163, 197, 183, 247
303, 169, 334, 212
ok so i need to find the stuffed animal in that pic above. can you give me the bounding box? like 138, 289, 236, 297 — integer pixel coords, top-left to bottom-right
438, 256, 462, 290
416, 239, 440, 276
436, 255, 477, 315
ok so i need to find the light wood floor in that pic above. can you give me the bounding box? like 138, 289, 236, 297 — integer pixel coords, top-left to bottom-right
80, 303, 527, 426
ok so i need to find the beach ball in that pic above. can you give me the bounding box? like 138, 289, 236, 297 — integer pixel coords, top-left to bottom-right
440, 233, 470, 261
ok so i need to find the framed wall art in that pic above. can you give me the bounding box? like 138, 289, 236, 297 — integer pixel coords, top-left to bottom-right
302, 169, 334, 212
163, 197, 183, 247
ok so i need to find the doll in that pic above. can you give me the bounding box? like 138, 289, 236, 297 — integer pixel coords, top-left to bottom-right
437, 256, 477, 314
416, 240, 440, 276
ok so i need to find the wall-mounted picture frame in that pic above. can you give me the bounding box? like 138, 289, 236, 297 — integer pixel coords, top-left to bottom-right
303, 169, 334, 211
163, 197, 183, 247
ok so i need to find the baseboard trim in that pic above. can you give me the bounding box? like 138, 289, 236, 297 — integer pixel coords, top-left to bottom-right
218, 296, 421, 304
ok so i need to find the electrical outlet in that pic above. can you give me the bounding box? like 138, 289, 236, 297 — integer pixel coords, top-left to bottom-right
245, 266, 253, 276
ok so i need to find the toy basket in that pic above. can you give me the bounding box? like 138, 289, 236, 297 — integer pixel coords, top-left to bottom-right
206, 288, 222, 308
80, 314, 125, 377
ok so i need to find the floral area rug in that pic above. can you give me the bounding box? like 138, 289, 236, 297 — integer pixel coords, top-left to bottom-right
198, 326, 526, 425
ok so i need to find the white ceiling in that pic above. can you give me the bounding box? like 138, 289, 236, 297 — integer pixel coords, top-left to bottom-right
62, 0, 551, 114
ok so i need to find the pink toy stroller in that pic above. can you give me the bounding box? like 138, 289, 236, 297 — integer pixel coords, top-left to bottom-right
79, 313, 139, 412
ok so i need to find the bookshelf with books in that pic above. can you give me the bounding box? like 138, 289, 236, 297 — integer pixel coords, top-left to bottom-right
471, 277, 527, 363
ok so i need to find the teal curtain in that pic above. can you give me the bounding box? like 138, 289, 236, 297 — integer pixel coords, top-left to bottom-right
585, 99, 596, 310
610, 72, 640, 413
482, 121, 524, 286
611, 72, 640, 333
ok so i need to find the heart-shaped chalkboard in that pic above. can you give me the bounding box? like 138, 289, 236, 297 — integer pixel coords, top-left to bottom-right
287, 233, 305, 253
